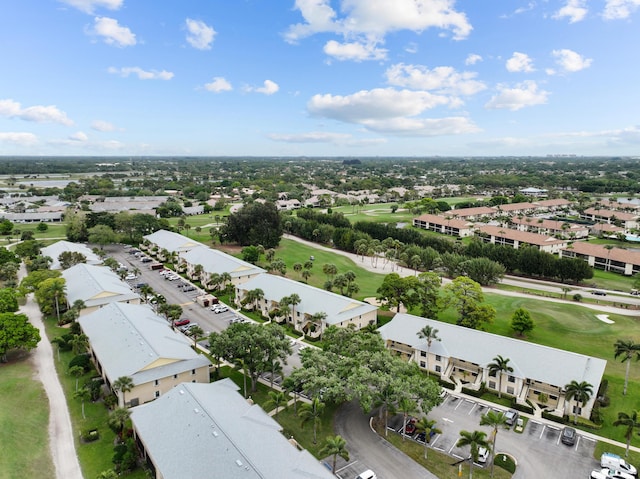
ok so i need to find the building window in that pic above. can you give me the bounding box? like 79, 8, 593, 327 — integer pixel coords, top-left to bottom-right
154, 379, 159, 386
507, 387, 514, 395
435, 355, 441, 362
435, 365, 441, 373
489, 381, 496, 390
154, 391, 160, 398
508, 375, 515, 383
173, 374, 178, 379
489, 370, 497, 378
420, 361, 426, 368
420, 351, 426, 357
191, 369, 196, 375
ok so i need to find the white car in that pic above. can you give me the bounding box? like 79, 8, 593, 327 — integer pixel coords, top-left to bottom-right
602, 453, 638, 476
125, 273, 136, 280
591, 469, 636, 479
477, 447, 490, 464
212, 305, 229, 314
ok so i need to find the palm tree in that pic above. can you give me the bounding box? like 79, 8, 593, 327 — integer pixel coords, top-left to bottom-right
242, 288, 264, 311
220, 272, 232, 292
415, 417, 441, 459
487, 355, 513, 399
320, 435, 349, 474
288, 293, 301, 327
299, 397, 325, 444
397, 396, 417, 441
113, 376, 134, 408
309, 311, 327, 339
68, 365, 85, 391
480, 410, 508, 478
265, 390, 286, 417
456, 430, 490, 479
417, 325, 440, 375
614, 339, 640, 396
189, 325, 204, 349
108, 407, 131, 442
613, 410, 640, 457
70, 333, 89, 355
74, 386, 91, 419
564, 380, 593, 424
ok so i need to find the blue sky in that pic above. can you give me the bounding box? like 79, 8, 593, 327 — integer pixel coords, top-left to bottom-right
1, 0, 639, 157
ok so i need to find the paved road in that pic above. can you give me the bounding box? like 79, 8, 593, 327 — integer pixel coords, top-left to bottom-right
333, 401, 439, 479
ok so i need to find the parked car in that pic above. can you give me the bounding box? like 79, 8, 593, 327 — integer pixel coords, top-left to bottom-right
355, 470, 377, 479
174, 319, 190, 327
141, 257, 153, 263
601, 453, 637, 476
404, 417, 417, 435
560, 426, 576, 446
212, 304, 229, 313
179, 322, 199, 333
415, 432, 426, 444
183, 286, 196, 292
591, 468, 635, 479
125, 273, 136, 280
505, 410, 519, 426
134, 282, 148, 289
477, 446, 490, 464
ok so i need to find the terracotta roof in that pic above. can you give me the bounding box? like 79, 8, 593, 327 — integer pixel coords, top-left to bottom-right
450, 206, 495, 217
476, 225, 566, 246
413, 213, 473, 229
584, 207, 638, 221
563, 241, 640, 264
494, 202, 537, 212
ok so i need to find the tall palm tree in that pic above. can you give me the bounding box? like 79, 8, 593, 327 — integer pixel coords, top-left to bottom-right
415, 417, 441, 459
564, 380, 593, 424
108, 407, 131, 442
614, 339, 640, 396
417, 325, 440, 375
74, 386, 91, 419
480, 410, 507, 478
265, 391, 286, 417
113, 376, 134, 408
487, 355, 513, 399
288, 293, 301, 327
456, 430, 490, 479
397, 396, 417, 441
220, 272, 232, 292
70, 333, 89, 355
613, 410, 640, 457
299, 397, 325, 444
320, 435, 349, 474
310, 311, 327, 339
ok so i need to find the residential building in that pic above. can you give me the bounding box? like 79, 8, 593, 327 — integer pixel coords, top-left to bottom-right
236, 274, 378, 337
142, 229, 204, 260
62, 263, 140, 315
510, 217, 589, 239
560, 242, 640, 275
580, 208, 638, 231
590, 222, 625, 237
532, 198, 572, 212
78, 302, 211, 408
378, 313, 606, 420
130, 379, 334, 479
178, 245, 265, 288
41, 240, 102, 270
475, 225, 567, 253
493, 202, 537, 216
412, 213, 475, 238
0, 211, 63, 222
449, 206, 496, 221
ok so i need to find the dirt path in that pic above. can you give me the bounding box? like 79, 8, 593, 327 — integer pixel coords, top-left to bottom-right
21, 292, 84, 479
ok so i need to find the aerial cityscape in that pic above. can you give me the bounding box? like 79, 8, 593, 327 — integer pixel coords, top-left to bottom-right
2, 1, 640, 479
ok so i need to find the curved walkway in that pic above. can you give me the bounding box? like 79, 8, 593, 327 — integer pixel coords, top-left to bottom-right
22, 294, 84, 479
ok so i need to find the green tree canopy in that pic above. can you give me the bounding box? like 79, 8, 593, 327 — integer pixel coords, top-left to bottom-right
0, 312, 41, 362
221, 202, 283, 249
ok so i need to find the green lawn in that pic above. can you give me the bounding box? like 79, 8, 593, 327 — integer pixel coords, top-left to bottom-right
0, 359, 55, 479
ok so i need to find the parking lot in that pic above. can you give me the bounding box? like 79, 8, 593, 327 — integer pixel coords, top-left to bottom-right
427, 393, 599, 477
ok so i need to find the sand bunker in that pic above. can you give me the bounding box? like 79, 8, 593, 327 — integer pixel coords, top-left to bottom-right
596, 314, 615, 324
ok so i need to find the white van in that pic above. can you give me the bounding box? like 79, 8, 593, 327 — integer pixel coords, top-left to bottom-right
601, 452, 637, 476
355, 470, 377, 479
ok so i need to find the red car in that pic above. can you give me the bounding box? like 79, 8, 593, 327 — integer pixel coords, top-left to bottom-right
404, 418, 417, 435
174, 319, 190, 327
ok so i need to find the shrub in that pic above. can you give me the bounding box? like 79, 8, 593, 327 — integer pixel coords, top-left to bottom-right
80, 428, 100, 442
68, 353, 92, 372
511, 400, 534, 415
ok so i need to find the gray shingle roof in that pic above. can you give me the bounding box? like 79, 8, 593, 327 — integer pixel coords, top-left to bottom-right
78, 302, 210, 385
378, 313, 606, 390
239, 274, 377, 325
180, 245, 265, 278
62, 263, 139, 307
144, 229, 204, 253
130, 379, 334, 479
41, 240, 102, 270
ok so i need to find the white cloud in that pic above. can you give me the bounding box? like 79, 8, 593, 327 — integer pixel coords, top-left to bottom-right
268, 131, 386, 147
506, 52, 535, 73
553, 0, 588, 23
465, 54, 482, 65
246, 80, 279, 95
308, 88, 450, 122
323, 40, 387, 61
185, 19, 216, 50
91, 120, 116, 131
108, 66, 174, 80
59, 0, 122, 14
0, 99, 73, 125
285, 0, 472, 44
204, 77, 233, 93
0, 132, 38, 146
360, 116, 480, 136
485, 81, 549, 111
69, 131, 88, 142
549, 49, 592, 74
385, 63, 486, 96
91, 17, 136, 47
603, 0, 640, 19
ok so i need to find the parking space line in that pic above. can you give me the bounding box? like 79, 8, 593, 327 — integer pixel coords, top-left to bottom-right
454, 400, 463, 410
581, 436, 596, 443
335, 461, 357, 474
468, 403, 477, 415
539, 424, 546, 439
